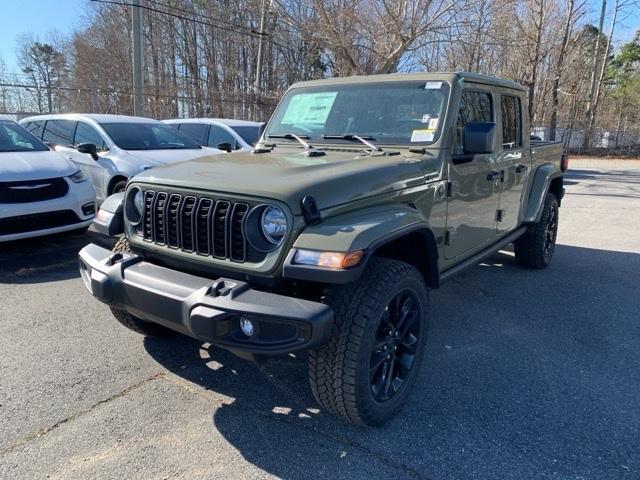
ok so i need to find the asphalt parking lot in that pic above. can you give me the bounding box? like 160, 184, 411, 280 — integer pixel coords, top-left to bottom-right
1, 158, 639, 479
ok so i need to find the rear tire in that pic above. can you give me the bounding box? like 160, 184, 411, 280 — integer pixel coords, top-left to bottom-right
308, 258, 429, 426
514, 192, 559, 269
109, 237, 175, 337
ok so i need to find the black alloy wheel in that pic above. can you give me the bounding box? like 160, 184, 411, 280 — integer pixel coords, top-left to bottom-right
370, 290, 422, 403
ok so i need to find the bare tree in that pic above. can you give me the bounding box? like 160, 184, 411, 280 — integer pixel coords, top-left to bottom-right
17, 34, 67, 113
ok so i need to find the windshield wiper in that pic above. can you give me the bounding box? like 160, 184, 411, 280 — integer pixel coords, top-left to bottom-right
268, 133, 325, 157
323, 134, 382, 152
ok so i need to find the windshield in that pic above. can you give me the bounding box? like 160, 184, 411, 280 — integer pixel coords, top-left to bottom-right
0, 120, 49, 152
266, 80, 450, 145
230, 125, 262, 146
101, 122, 201, 150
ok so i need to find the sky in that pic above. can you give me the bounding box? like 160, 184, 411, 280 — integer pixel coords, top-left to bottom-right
0, 0, 84, 72
0, 0, 638, 75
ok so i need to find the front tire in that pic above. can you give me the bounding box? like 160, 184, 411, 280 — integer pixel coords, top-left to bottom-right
514, 192, 559, 269
109, 237, 175, 337
308, 258, 429, 426
110, 179, 128, 195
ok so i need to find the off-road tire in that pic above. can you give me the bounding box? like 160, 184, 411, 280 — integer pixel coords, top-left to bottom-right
514, 192, 559, 269
109, 237, 175, 337
308, 258, 429, 426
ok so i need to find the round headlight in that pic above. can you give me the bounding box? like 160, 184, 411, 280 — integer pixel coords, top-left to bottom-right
133, 189, 144, 217
126, 187, 144, 224
261, 205, 288, 245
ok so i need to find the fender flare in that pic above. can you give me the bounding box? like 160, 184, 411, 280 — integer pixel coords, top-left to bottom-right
523, 164, 563, 224
282, 204, 440, 286
93, 192, 125, 237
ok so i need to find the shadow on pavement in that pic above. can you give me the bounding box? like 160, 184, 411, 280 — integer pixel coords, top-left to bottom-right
565, 168, 640, 183
0, 230, 115, 284
143, 243, 640, 479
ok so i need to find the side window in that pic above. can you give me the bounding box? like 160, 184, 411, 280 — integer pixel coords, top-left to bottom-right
43, 120, 76, 147
74, 122, 108, 151
24, 121, 45, 139
501, 95, 522, 149
455, 91, 492, 154
177, 123, 208, 145
207, 125, 237, 149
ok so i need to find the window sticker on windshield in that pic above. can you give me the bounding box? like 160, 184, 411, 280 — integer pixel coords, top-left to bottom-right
421, 114, 431, 123
411, 129, 435, 142
428, 117, 439, 130
425, 81, 443, 90
281, 92, 338, 124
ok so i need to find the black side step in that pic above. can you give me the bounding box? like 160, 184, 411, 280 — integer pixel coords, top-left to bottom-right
439, 226, 527, 283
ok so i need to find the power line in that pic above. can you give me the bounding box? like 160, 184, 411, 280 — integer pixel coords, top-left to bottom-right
89, 0, 295, 50
89, 0, 266, 39
146, 0, 259, 34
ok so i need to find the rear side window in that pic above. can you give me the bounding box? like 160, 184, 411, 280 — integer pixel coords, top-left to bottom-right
230, 125, 262, 146
74, 122, 108, 151
455, 91, 493, 154
23, 121, 45, 139
501, 95, 522, 149
43, 120, 76, 147
207, 125, 237, 149
177, 123, 208, 145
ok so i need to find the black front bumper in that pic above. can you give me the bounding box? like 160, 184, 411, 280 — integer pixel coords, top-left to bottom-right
78, 243, 333, 356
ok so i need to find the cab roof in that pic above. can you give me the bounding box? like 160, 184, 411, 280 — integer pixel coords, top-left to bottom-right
289, 71, 527, 92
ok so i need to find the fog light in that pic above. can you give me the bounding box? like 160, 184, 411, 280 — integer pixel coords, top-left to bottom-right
82, 202, 96, 216
239, 317, 255, 337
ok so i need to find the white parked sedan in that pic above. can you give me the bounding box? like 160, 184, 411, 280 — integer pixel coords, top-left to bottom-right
20, 114, 222, 205
163, 118, 264, 151
0, 119, 95, 242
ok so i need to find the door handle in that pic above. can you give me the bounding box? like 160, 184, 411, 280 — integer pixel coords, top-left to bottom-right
487, 170, 504, 181
515, 164, 528, 174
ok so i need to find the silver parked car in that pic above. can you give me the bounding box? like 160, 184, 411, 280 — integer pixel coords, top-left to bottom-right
20, 114, 222, 204
163, 118, 265, 151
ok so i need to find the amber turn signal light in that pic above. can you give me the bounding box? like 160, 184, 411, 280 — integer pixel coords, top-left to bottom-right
293, 249, 364, 269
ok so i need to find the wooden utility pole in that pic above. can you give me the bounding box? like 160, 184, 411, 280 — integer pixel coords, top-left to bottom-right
583, 0, 606, 150
254, 0, 272, 120
132, 0, 144, 116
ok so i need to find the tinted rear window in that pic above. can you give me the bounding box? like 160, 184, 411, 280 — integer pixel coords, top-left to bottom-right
23, 121, 45, 139
230, 125, 262, 146
43, 120, 76, 147
177, 123, 208, 145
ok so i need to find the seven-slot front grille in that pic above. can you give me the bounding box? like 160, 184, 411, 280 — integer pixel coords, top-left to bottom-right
139, 190, 256, 263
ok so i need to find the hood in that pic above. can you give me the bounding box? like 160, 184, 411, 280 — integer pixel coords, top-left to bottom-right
124, 147, 222, 167
132, 147, 433, 214
0, 150, 77, 182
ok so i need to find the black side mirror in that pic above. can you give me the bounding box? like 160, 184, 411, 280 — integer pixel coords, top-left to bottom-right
217, 142, 233, 153
463, 122, 495, 155
77, 143, 99, 161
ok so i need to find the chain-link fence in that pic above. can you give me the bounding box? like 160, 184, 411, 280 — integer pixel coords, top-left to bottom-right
0, 82, 280, 124
532, 125, 640, 156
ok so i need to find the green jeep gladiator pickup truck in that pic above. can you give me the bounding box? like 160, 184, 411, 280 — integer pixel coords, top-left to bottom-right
79, 72, 567, 425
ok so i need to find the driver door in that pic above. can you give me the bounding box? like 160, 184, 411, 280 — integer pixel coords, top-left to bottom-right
445, 89, 501, 260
